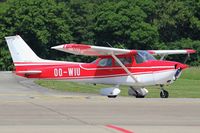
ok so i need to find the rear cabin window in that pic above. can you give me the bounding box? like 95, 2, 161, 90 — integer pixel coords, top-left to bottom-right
98, 58, 112, 67
115, 57, 132, 66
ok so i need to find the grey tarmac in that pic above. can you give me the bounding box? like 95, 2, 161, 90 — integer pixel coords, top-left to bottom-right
0, 71, 200, 133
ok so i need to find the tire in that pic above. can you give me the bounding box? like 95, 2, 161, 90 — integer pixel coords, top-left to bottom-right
160, 90, 169, 98
136, 95, 145, 98
128, 88, 145, 98
108, 95, 117, 98
128, 88, 137, 97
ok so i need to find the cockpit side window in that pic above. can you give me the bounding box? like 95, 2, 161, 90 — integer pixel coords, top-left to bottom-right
115, 57, 132, 66
135, 54, 145, 64
98, 58, 112, 67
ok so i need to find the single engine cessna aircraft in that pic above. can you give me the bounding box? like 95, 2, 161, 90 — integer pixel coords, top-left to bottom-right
5, 35, 196, 98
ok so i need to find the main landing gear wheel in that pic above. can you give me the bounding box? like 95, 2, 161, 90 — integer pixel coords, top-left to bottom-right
136, 95, 145, 98
160, 89, 169, 98
107, 95, 117, 98
128, 87, 147, 98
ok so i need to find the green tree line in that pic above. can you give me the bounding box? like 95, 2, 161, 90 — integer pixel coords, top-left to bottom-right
0, 0, 199, 70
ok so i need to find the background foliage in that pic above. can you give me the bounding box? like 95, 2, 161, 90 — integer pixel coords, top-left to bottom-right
0, 0, 199, 70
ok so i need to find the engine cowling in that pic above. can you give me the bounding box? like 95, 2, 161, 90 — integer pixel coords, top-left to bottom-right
100, 87, 121, 98
128, 87, 148, 98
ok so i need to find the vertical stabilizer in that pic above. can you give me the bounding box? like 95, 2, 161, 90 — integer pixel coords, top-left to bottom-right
5, 35, 42, 63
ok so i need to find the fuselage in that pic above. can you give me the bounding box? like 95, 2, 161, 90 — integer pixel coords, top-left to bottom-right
14, 53, 187, 87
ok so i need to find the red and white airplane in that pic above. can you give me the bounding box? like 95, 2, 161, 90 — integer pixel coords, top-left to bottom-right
5, 35, 196, 98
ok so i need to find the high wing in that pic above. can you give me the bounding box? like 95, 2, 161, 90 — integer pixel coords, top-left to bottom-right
51, 44, 137, 56
52, 44, 196, 56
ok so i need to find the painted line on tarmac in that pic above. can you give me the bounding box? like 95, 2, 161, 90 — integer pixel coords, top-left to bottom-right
106, 124, 134, 133
0, 93, 91, 99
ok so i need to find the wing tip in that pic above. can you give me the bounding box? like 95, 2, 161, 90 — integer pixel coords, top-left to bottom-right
185, 49, 196, 54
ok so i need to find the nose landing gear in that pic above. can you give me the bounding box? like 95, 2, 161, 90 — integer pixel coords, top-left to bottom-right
160, 85, 169, 98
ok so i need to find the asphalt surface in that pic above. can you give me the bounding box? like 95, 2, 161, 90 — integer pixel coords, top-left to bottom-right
0, 71, 200, 133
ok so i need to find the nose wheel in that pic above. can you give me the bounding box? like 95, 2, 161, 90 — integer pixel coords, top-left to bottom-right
160, 85, 169, 98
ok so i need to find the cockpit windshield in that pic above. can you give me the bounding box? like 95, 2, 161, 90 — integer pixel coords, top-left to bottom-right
135, 50, 156, 64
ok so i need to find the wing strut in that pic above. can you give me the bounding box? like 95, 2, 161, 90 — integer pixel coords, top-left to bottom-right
111, 53, 138, 83
159, 53, 191, 63
160, 54, 167, 60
